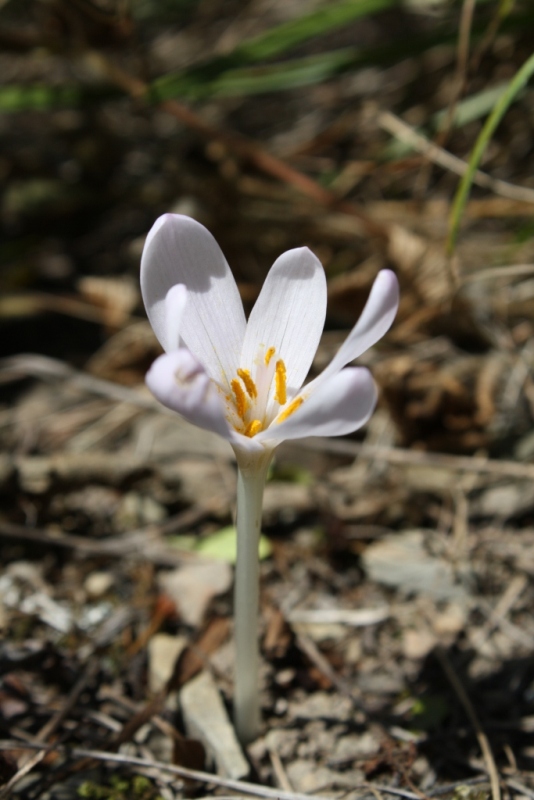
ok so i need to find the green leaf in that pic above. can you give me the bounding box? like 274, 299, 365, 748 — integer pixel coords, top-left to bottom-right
153, 49, 358, 101
0, 85, 79, 112
0, 84, 118, 113
166, 535, 197, 551
447, 50, 534, 254
196, 525, 272, 564
170, 527, 272, 564
206, 49, 359, 97
235, 0, 398, 62
434, 82, 514, 131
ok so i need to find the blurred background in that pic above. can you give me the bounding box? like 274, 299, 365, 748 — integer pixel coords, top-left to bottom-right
2, 0, 534, 453
1, 1, 533, 401
1, 1, 534, 796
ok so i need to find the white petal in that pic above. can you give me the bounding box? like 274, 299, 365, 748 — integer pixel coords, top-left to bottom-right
141, 214, 246, 383
256, 367, 377, 443
309, 270, 399, 391
240, 247, 327, 394
164, 284, 187, 351
146, 349, 233, 440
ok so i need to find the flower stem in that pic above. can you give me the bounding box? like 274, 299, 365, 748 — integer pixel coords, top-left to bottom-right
233, 452, 272, 745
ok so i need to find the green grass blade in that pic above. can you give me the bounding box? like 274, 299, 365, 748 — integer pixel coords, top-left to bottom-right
383, 82, 515, 160
151, 0, 399, 102
0, 85, 81, 112
447, 51, 534, 254
150, 2, 534, 103
434, 82, 512, 131
188, 49, 359, 99
0, 84, 119, 112
236, 0, 398, 61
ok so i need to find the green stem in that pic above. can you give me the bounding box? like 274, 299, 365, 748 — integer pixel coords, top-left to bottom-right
447, 49, 534, 254
233, 450, 272, 745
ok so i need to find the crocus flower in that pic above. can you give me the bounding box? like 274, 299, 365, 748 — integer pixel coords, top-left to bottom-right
141, 213, 399, 744
141, 214, 399, 460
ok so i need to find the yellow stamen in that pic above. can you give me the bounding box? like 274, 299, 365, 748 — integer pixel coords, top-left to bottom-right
237, 368, 258, 399
277, 396, 303, 423
244, 419, 263, 438
274, 359, 287, 405
231, 379, 248, 419
265, 346, 276, 366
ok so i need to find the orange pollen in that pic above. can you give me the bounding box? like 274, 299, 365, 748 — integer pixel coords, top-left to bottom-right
265, 346, 276, 366
237, 368, 258, 399
277, 396, 303, 423
231, 378, 248, 419
274, 359, 287, 405
244, 419, 263, 438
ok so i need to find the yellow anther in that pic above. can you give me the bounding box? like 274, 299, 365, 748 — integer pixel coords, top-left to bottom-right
265, 346, 276, 366
231, 378, 248, 420
277, 396, 303, 423
237, 368, 258, 399
274, 359, 287, 405
244, 419, 263, 438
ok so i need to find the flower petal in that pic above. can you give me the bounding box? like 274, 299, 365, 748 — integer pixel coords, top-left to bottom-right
309, 269, 399, 392
240, 247, 327, 395
146, 349, 233, 441
141, 214, 246, 384
257, 367, 377, 444
164, 284, 187, 352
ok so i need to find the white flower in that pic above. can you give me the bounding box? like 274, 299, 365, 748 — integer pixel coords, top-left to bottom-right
141, 214, 399, 457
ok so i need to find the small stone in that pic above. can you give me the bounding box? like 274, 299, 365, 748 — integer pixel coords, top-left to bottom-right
291, 622, 347, 642
180, 671, 249, 779
148, 633, 187, 693
289, 691, 353, 722
264, 728, 300, 759
63, 486, 119, 518
159, 561, 232, 627
286, 759, 364, 793
473, 481, 534, 519
297, 723, 333, 758
274, 697, 288, 715
357, 669, 404, 694
84, 572, 114, 599
20, 593, 73, 634
329, 731, 380, 764
433, 603, 466, 637
403, 628, 437, 660
16, 457, 51, 494
274, 668, 295, 687
362, 530, 468, 601
344, 638, 362, 664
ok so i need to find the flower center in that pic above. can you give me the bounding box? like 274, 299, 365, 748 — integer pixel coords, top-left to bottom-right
226, 346, 303, 437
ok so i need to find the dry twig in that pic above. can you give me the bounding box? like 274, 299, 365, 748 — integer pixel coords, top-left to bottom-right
304, 437, 534, 481
0, 741, 333, 800
436, 647, 501, 800
379, 111, 534, 205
